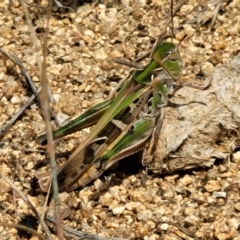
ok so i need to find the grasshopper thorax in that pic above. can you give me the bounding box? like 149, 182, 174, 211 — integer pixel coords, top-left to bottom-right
152, 42, 183, 81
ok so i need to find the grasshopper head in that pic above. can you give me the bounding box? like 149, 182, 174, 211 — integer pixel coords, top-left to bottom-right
152, 42, 182, 80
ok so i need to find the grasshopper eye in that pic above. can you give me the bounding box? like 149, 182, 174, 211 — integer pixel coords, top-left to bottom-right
167, 50, 178, 61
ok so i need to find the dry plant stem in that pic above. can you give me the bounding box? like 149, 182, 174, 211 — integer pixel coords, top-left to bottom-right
0, 48, 37, 139
19, 0, 42, 74
0, 48, 38, 96
0, 48, 58, 139
0, 94, 35, 140
154, 0, 184, 48
38, 179, 52, 234
39, 2, 64, 239
2, 45, 59, 107
166, 222, 197, 239
209, 0, 222, 30
0, 47, 59, 125
46, 215, 127, 240
1, 47, 59, 129
0, 223, 45, 240
18, 0, 62, 237
0, 173, 52, 239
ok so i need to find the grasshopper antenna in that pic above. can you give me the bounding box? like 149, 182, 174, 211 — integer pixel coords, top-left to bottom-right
170, 0, 187, 46
177, 34, 187, 48
170, 0, 174, 42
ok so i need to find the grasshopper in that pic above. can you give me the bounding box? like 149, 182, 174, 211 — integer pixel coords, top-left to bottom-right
36, 41, 183, 192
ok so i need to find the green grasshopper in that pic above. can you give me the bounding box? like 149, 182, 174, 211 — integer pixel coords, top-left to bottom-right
36, 42, 183, 192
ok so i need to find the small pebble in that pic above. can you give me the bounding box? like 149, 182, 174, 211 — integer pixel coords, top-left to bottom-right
232, 151, 240, 163
137, 209, 153, 221
205, 180, 222, 192
234, 202, 240, 211
112, 205, 125, 215
184, 215, 200, 225
212, 191, 227, 199
160, 223, 169, 231
180, 174, 192, 186
10, 95, 22, 104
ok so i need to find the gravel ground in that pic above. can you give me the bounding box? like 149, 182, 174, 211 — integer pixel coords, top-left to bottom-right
1, 0, 240, 239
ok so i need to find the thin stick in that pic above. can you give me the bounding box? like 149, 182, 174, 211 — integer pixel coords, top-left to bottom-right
209, 0, 222, 30
0, 48, 38, 96
0, 94, 36, 140
0, 48, 59, 139
170, 0, 174, 42
156, 0, 185, 46
39, 1, 64, 239
46, 215, 127, 240
0, 223, 45, 240
0, 172, 52, 239
19, 0, 42, 74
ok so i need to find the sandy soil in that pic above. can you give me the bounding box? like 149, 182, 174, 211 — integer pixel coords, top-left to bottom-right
0, 0, 240, 239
